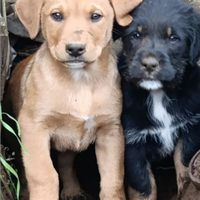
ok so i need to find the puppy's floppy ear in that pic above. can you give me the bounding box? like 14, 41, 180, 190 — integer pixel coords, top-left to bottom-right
189, 10, 200, 66
112, 20, 124, 41
16, 0, 44, 39
110, 0, 142, 26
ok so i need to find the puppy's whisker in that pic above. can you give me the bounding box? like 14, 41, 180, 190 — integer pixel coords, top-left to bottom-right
113, 29, 122, 36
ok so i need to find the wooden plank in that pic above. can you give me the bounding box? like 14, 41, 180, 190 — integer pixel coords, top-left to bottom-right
1, 34, 10, 101
1, 0, 11, 101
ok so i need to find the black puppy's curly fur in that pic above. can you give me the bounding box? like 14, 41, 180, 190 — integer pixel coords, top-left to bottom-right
114, 0, 200, 199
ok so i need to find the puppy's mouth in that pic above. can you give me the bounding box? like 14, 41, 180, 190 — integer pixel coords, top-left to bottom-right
63, 60, 87, 69
138, 79, 163, 90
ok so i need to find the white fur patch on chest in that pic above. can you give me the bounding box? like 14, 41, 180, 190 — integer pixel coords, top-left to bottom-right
83, 116, 96, 133
150, 90, 175, 155
126, 89, 178, 156
77, 116, 96, 150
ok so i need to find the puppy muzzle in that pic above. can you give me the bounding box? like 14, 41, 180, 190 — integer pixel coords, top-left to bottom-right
65, 43, 87, 68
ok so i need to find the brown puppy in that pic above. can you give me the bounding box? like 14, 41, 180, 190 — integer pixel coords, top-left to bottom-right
3, 0, 142, 200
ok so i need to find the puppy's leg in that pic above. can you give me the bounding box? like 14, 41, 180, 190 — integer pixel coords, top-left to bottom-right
95, 124, 126, 200
174, 140, 190, 200
20, 115, 59, 200
127, 172, 156, 200
57, 151, 84, 200
125, 145, 157, 200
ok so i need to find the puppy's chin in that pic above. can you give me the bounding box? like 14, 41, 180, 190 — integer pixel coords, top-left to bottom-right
138, 80, 163, 90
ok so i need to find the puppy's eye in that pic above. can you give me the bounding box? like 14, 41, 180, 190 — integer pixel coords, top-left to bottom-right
132, 32, 141, 39
51, 12, 63, 21
169, 35, 179, 43
91, 13, 102, 22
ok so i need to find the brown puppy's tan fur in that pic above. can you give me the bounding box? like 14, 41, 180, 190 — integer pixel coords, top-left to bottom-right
174, 141, 190, 200
3, 0, 142, 199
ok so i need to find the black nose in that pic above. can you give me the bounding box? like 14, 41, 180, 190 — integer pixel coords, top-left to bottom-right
66, 44, 86, 57
142, 57, 159, 71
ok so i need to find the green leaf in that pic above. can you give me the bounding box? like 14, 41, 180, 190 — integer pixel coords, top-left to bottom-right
0, 105, 29, 156
0, 103, 29, 199
2, 112, 21, 137
0, 155, 20, 200
1, 120, 28, 155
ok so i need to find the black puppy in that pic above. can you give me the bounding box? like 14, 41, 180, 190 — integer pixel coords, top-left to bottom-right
115, 0, 200, 199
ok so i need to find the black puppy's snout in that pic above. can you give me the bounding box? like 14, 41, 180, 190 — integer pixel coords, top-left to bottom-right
142, 57, 159, 71
66, 44, 86, 57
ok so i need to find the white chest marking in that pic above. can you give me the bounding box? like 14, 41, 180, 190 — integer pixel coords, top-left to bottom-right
125, 90, 176, 156
150, 90, 175, 154
151, 90, 172, 129
73, 116, 96, 150
84, 116, 96, 133
126, 89, 200, 156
